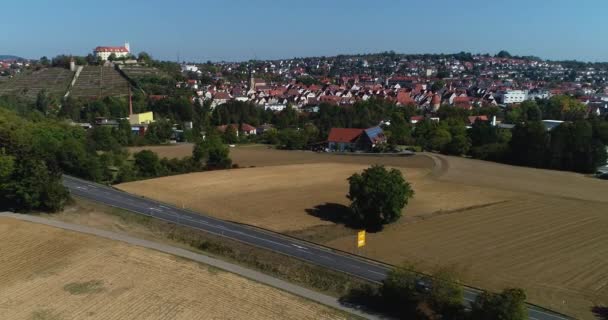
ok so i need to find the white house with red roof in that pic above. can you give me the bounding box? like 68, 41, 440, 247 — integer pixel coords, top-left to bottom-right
94, 42, 130, 61
217, 123, 257, 136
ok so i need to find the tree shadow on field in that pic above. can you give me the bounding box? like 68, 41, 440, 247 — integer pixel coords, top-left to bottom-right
306, 202, 368, 230
592, 306, 608, 319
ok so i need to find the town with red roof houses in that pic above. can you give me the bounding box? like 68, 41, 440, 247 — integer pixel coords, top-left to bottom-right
170, 52, 608, 117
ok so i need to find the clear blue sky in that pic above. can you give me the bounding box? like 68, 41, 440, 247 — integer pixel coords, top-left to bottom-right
2, 0, 607, 62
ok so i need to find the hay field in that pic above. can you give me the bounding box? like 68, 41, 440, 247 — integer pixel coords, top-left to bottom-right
117, 162, 509, 233
118, 146, 608, 318
0, 217, 345, 320
327, 195, 608, 318
128, 143, 435, 169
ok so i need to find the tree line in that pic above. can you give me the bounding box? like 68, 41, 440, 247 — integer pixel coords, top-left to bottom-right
413, 98, 608, 173
0, 99, 232, 213
346, 264, 528, 320
209, 96, 607, 174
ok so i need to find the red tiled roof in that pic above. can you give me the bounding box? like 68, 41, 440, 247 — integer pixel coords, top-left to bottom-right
149, 95, 167, 101
410, 116, 424, 122
396, 91, 414, 105
327, 128, 364, 143
431, 94, 441, 105
308, 84, 320, 91
240, 123, 257, 132
468, 115, 489, 125
453, 96, 470, 103
214, 92, 231, 100
217, 123, 256, 133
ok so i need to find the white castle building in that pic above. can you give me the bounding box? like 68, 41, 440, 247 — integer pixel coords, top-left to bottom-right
94, 42, 131, 61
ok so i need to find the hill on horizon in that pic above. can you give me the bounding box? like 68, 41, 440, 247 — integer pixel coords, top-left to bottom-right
0, 55, 25, 61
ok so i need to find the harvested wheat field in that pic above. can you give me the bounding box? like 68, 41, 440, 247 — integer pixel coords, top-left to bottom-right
128, 143, 435, 169
118, 146, 608, 318
0, 217, 346, 320
117, 162, 509, 233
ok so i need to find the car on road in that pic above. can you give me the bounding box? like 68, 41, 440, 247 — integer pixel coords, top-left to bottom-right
597, 172, 608, 180
416, 278, 432, 293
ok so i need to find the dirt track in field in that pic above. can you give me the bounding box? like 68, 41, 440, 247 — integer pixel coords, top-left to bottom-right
122, 144, 608, 319
0, 217, 345, 320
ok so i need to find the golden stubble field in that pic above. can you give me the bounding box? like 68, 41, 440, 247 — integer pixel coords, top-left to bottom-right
0, 217, 345, 320
121, 144, 608, 318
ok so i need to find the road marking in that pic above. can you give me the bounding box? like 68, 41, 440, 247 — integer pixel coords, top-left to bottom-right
291, 244, 307, 250
365, 269, 386, 276
528, 309, 571, 320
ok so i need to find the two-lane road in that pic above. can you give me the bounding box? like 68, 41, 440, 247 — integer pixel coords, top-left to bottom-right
63, 175, 571, 320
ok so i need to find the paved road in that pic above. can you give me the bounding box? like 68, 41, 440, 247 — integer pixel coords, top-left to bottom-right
63, 175, 571, 320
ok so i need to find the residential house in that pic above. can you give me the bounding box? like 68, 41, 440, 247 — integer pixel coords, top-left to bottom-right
216, 123, 257, 136
327, 126, 386, 152
212, 92, 231, 108
129, 111, 154, 125
265, 103, 288, 112
467, 115, 489, 126
410, 115, 425, 124
542, 120, 564, 131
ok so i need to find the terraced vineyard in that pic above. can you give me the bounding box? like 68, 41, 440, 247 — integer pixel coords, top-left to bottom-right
119, 65, 173, 94
0, 67, 74, 99
70, 66, 130, 98
119, 65, 168, 80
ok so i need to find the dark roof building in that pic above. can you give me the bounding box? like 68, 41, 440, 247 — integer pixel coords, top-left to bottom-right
327, 128, 365, 143
327, 126, 386, 152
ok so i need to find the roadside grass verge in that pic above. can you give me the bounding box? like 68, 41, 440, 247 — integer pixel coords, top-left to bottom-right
59, 197, 374, 299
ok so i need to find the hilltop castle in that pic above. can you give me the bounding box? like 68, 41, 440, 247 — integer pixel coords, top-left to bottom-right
94, 42, 130, 61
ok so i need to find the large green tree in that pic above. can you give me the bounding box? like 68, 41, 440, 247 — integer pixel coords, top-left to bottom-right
193, 133, 232, 169
470, 288, 528, 320
547, 121, 607, 173
145, 119, 173, 144
442, 119, 470, 155
133, 150, 165, 178
222, 125, 238, 144
380, 265, 421, 317
347, 165, 414, 230
427, 268, 464, 315
509, 121, 548, 168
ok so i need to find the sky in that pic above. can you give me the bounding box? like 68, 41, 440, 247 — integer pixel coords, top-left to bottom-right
1, 0, 607, 62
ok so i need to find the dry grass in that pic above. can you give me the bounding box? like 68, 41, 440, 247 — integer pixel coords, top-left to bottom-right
0, 217, 347, 320
120, 145, 608, 318
128, 143, 434, 169
50, 197, 372, 298
117, 161, 507, 233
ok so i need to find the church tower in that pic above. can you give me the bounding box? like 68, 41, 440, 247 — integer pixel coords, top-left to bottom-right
248, 66, 255, 91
